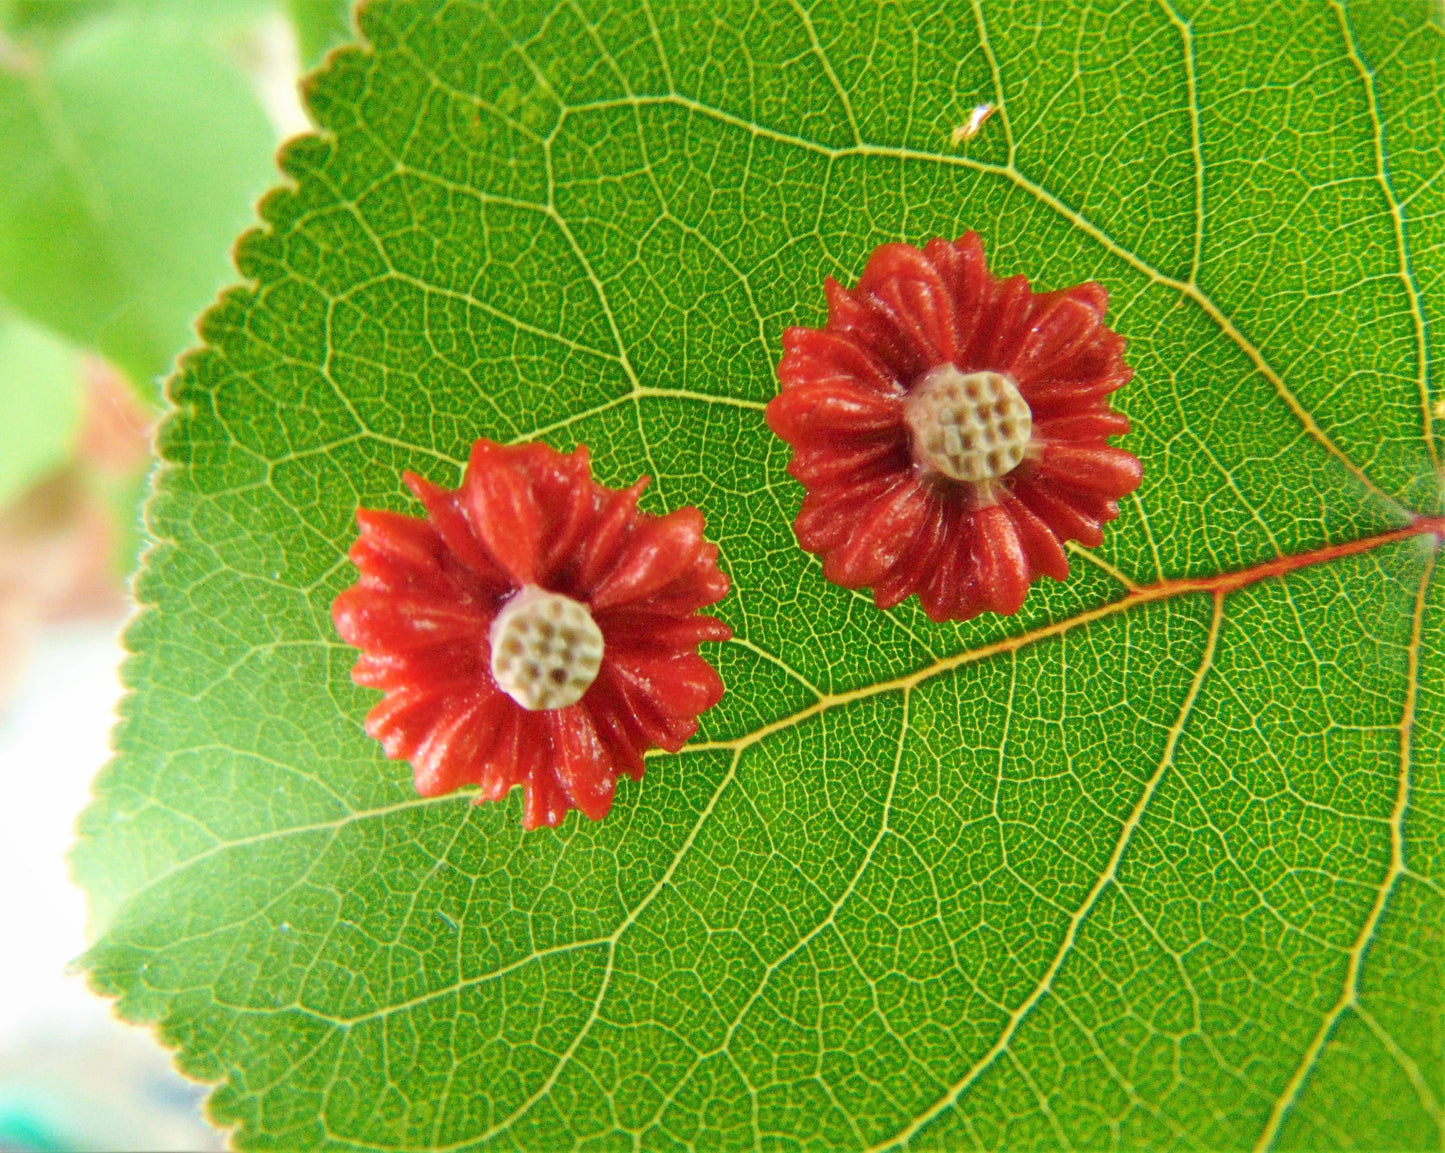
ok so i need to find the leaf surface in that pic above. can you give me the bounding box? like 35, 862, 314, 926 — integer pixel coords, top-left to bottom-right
74, 1, 1445, 1148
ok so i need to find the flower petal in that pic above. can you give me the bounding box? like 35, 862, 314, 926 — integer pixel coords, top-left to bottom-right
460, 440, 543, 584
403, 472, 512, 588
973, 503, 1031, 615
547, 708, 614, 821
348, 510, 447, 589
589, 507, 707, 611
606, 651, 725, 726
871, 493, 947, 609
1024, 332, 1132, 399
599, 612, 733, 653
824, 277, 920, 378
363, 686, 445, 760
1034, 444, 1143, 498
787, 439, 910, 488
778, 327, 902, 395
996, 490, 1070, 582
519, 729, 568, 829
332, 586, 487, 652
820, 481, 931, 590
1032, 410, 1132, 442
964, 274, 1033, 371
794, 472, 900, 553
1010, 290, 1105, 383
857, 243, 958, 369
766, 380, 904, 441
926, 233, 991, 355
918, 510, 982, 621
1011, 475, 1107, 548
534, 446, 599, 585
575, 477, 649, 592
412, 696, 501, 797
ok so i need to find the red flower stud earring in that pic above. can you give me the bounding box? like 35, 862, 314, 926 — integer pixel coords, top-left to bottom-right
766, 233, 1142, 622
332, 440, 732, 829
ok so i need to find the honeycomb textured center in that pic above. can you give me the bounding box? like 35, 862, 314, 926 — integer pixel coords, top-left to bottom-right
903, 365, 1032, 484
489, 585, 604, 711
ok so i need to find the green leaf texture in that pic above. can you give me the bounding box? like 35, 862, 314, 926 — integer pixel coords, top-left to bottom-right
74, 1, 1445, 1148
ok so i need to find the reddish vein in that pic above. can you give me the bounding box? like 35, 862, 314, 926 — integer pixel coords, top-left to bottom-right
690, 514, 1445, 755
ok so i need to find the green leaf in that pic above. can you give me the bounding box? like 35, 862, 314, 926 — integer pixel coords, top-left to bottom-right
74, 0, 1445, 1148
0, 308, 82, 505
288, 0, 355, 65
0, 5, 281, 386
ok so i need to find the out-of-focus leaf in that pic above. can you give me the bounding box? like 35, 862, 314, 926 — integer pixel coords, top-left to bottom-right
0, 6, 279, 387
0, 309, 80, 506
288, 0, 352, 65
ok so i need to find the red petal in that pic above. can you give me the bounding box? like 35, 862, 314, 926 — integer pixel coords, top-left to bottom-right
794, 472, 899, 553
590, 507, 707, 610
787, 439, 909, 488
1067, 282, 1109, 314
1032, 411, 1132, 441
412, 696, 499, 796
522, 744, 568, 829
972, 504, 1030, 616
1025, 334, 1132, 399
364, 687, 445, 760
403, 472, 512, 588
1010, 292, 1103, 382
348, 510, 447, 587
871, 495, 947, 609
585, 689, 649, 777
857, 243, 957, 367
547, 708, 614, 821
919, 511, 982, 621
534, 447, 598, 584
778, 327, 902, 395
926, 234, 991, 356
477, 708, 527, 801
1034, 444, 1143, 498
824, 277, 919, 377
460, 440, 543, 584
979, 275, 1037, 370
819, 481, 930, 590
765, 381, 904, 442
575, 478, 648, 593
606, 651, 726, 724
1011, 476, 1106, 548
600, 612, 733, 653
332, 587, 487, 652
996, 490, 1070, 582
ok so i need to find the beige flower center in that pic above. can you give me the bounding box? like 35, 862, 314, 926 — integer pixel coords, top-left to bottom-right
903, 365, 1032, 483
489, 585, 604, 711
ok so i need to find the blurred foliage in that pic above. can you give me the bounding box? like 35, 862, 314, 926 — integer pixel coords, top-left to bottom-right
0, 0, 347, 587
0, 309, 80, 508
289, 0, 352, 66
0, 2, 282, 392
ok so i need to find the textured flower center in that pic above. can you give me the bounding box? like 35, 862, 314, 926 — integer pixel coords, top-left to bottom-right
903, 365, 1032, 483
489, 585, 604, 711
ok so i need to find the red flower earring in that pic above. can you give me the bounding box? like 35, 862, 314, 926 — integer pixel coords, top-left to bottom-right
332, 440, 732, 829
766, 233, 1142, 622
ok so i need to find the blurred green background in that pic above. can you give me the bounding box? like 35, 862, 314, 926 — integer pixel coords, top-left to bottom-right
0, 3, 348, 1149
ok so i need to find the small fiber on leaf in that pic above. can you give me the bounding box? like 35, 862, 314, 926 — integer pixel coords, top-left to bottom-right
766, 232, 1143, 621
332, 439, 732, 829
